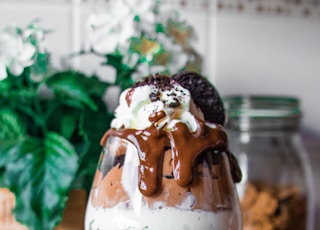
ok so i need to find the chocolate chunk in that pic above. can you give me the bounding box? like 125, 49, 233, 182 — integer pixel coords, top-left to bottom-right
149, 92, 161, 102
173, 72, 225, 125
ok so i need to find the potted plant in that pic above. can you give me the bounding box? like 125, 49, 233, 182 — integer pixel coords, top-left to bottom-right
0, 1, 203, 229
0, 20, 113, 229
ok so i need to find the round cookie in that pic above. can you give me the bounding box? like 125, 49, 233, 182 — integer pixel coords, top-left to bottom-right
173, 72, 225, 125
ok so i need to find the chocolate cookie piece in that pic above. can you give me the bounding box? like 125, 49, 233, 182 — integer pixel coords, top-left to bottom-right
133, 74, 182, 107
173, 72, 225, 125
132, 73, 173, 91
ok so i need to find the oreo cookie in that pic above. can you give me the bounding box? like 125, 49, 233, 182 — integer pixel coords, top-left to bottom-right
173, 72, 225, 125
133, 72, 225, 125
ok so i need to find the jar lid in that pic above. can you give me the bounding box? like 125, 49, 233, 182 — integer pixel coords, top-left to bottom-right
223, 95, 301, 118
223, 95, 301, 131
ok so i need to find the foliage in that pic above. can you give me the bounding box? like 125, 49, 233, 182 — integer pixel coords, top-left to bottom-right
0, 21, 113, 229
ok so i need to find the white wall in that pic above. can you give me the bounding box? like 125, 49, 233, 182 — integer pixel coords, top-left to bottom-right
214, 14, 320, 134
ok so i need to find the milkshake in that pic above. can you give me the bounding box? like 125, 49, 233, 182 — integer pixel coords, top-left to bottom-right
85, 72, 242, 230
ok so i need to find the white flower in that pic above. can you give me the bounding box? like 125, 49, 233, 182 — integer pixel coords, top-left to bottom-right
0, 56, 7, 81
157, 3, 178, 25
24, 23, 47, 54
125, 0, 154, 15
0, 26, 37, 80
122, 52, 140, 68
128, 0, 155, 35
0, 22, 47, 81
85, 0, 157, 54
156, 33, 188, 72
86, 1, 133, 53
84, 0, 202, 83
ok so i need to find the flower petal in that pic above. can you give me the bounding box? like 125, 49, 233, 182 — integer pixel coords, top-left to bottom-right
92, 33, 119, 54
19, 43, 36, 62
0, 62, 7, 81
8, 60, 24, 76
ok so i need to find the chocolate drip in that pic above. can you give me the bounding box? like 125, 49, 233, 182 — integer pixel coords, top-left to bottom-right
167, 120, 229, 187
125, 88, 135, 106
101, 115, 242, 196
104, 124, 168, 196
148, 110, 166, 123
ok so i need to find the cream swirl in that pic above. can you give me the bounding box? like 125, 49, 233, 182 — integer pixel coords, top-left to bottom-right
111, 82, 204, 132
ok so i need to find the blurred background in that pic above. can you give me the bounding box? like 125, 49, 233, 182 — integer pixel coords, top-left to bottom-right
1, 0, 319, 134
0, 0, 319, 228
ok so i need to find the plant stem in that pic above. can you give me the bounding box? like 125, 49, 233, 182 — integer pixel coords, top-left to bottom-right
34, 95, 48, 135
24, 69, 48, 136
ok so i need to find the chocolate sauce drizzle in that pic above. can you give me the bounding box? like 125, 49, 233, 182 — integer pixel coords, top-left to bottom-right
101, 112, 242, 196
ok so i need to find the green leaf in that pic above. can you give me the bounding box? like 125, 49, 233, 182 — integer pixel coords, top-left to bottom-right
115, 69, 135, 91
76, 97, 114, 191
81, 75, 111, 96
105, 54, 124, 71
0, 77, 13, 89
1, 88, 37, 102
30, 52, 48, 78
60, 112, 78, 140
0, 108, 27, 141
46, 71, 98, 111
105, 54, 135, 90
155, 22, 165, 33
0, 140, 22, 169
1, 133, 79, 230
46, 104, 81, 140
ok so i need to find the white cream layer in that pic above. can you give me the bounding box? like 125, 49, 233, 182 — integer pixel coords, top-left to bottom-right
85, 200, 237, 230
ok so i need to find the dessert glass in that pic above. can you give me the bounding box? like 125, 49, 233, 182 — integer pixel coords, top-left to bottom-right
85, 134, 242, 230
85, 72, 243, 229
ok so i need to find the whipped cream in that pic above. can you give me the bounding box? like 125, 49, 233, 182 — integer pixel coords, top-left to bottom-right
111, 83, 201, 132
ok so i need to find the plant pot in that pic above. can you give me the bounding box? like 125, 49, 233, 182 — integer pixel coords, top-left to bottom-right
0, 188, 28, 230
55, 189, 87, 230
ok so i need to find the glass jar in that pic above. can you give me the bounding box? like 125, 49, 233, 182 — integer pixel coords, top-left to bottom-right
85, 125, 242, 229
223, 95, 316, 230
